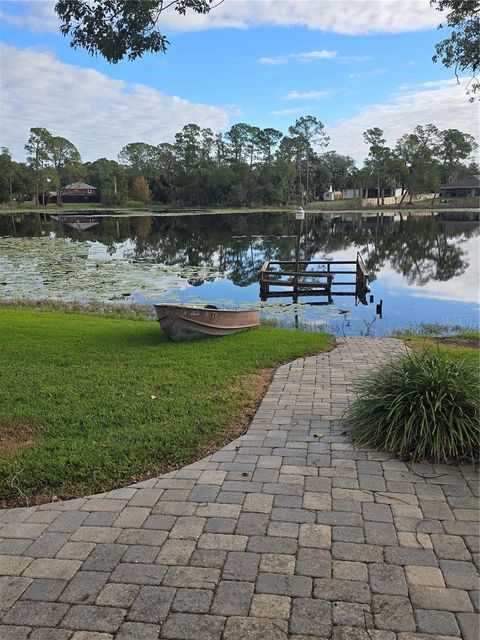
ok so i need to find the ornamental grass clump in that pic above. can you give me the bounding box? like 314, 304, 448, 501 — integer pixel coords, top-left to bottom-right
344, 351, 479, 463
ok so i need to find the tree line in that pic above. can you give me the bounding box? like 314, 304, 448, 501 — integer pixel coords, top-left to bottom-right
0, 117, 477, 207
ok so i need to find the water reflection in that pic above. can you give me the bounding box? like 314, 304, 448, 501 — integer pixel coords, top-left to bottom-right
0, 210, 478, 335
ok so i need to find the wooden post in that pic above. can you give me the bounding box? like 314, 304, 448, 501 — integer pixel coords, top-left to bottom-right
295, 218, 303, 274
294, 217, 304, 303
327, 262, 332, 303
259, 261, 269, 300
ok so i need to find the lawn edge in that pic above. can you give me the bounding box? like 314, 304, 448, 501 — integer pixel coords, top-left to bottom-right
1, 307, 335, 508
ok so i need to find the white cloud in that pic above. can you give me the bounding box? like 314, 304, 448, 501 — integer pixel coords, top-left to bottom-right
339, 55, 372, 63
381, 235, 480, 305
270, 107, 310, 116
258, 56, 289, 66
1, 0, 442, 36
160, 0, 443, 35
0, 0, 60, 32
294, 50, 338, 62
320, 236, 480, 305
284, 90, 332, 100
0, 44, 229, 162
347, 69, 388, 80
326, 78, 480, 161
259, 50, 337, 65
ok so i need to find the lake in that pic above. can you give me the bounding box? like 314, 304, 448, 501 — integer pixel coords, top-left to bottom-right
1, 210, 478, 336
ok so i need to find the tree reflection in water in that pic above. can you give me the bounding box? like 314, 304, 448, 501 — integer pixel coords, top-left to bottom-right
0, 210, 477, 292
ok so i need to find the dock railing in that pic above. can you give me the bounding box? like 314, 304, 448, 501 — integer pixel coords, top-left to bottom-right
259, 253, 370, 304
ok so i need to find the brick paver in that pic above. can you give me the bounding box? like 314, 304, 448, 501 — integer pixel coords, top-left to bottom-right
0, 338, 478, 639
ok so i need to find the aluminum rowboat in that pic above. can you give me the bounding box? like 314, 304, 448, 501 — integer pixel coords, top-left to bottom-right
153, 303, 260, 342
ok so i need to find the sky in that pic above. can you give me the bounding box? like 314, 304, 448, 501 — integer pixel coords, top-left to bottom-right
1, 0, 479, 164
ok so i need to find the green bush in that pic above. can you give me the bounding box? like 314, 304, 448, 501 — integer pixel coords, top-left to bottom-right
344, 351, 479, 463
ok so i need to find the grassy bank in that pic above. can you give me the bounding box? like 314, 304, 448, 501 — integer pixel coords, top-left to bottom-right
1, 201, 478, 216
402, 331, 479, 368
0, 308, 333, 507
0, 204, 290, 216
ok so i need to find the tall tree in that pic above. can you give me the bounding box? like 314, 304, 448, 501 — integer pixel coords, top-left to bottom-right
396, 124, 441, 202
118, 142, 160, 177
225, 123, 251, 163
153, 143, 177, 202
86, 158, 127, 204
55, 0, 222, 63
363, 128, 394, 206
50, 136, 82, 204
257, 128, 283, 165
437, 128, 477, 183
0, 148, 14, 204
277, 136, 302, 205
431, 0, 480, 99
175, 124, 203, 172
318, 151, 356, 191
288, 116, 329, 204
25, 128, 53, 205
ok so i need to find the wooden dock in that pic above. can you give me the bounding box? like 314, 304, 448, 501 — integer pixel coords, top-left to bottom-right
259, 252, 370, 304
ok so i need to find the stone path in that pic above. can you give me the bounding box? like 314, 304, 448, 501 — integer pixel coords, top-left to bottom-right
0, 338, 478, 640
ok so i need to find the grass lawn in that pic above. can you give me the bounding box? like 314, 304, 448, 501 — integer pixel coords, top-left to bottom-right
404, 331, 479, 368
0, 308, 333, 507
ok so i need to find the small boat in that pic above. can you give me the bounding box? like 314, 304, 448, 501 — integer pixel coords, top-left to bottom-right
153, 303, 260, 342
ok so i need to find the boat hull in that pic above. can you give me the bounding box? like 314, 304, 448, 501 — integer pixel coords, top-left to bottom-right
153, 304, 260, 342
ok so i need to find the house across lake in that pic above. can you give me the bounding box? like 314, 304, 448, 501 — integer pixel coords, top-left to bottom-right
60, 182, 99, 203
441, 175, 480, 199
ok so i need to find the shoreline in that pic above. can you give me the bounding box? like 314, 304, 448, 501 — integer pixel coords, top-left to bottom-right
1, 205, 479, 217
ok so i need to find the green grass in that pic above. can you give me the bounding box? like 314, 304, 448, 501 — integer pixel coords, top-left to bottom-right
405, 332, 479, 368
345, 350, 479, 464
0, 308, 332, 506
393, 327, 479, 368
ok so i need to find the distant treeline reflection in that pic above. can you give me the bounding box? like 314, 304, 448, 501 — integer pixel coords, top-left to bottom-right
3, 211, 478, 288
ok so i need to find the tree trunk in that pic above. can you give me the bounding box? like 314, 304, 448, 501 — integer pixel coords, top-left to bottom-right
248, 146, 254, 206
305, 148, 309, 205
297, 151, 302, 204
34, 150, 40, 206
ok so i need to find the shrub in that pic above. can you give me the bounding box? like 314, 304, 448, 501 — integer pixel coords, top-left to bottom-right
344, 351, 479, 463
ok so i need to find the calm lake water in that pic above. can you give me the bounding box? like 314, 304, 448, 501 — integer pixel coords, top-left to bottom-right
1, 210, 479, 336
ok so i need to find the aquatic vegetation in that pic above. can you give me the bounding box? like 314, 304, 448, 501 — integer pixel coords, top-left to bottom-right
0, 236, 223, 302
1, 211, 478, 336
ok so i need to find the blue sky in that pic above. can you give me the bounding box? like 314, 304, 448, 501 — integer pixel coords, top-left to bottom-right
1, 0, 478, 163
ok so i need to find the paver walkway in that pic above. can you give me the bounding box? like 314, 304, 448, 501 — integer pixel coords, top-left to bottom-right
0, 338, 478, 640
